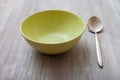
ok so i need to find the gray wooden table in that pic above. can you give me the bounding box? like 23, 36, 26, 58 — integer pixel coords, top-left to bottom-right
0, 0, 120, 80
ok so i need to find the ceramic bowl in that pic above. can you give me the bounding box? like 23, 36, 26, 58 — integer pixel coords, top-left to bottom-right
20, 10, 85, 54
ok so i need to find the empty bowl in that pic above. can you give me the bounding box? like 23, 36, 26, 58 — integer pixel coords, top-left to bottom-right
20, 10, 85, 54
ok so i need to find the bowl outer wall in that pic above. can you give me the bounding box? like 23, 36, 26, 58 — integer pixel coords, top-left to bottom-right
23, 34, 83, 54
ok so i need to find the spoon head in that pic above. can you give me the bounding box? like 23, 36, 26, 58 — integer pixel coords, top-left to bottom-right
88, 16, 103, 33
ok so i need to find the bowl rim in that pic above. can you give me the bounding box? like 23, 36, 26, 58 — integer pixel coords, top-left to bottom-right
20, 10, 85, 45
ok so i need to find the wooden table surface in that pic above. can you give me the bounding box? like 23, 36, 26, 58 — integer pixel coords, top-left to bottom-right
0, 0, 120, 80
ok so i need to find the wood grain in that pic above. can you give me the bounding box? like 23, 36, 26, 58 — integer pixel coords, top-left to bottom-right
0, 0, 120, 80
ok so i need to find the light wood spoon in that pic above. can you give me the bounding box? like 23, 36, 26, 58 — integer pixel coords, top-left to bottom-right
88, 16, 103, 68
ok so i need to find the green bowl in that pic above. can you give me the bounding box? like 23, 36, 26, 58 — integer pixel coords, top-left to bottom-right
20, 10, 85, 54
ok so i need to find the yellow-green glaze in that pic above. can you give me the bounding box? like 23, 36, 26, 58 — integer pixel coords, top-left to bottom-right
20, 10, 85, 54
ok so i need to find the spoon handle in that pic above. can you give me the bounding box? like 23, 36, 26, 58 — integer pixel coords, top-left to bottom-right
95, 33, 103, 68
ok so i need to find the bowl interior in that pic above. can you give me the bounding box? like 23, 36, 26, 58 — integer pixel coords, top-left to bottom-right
21, 10, 85, 44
